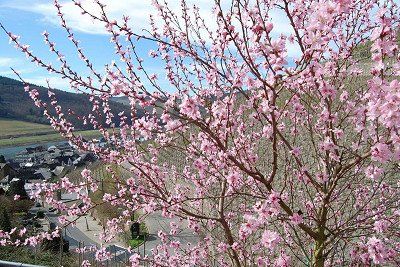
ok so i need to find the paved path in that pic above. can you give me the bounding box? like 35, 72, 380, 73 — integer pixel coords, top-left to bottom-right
120, 162, 200, 257
31, 195, 132, 265
47, 213, 97, 249
32, 173, 200, 263
141, 212, 199, 256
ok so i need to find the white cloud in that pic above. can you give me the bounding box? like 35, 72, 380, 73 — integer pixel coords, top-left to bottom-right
0, 57, 18, 67
1, 0, 216, 35
1, 0, 301, 67
2, 1, 293, 36
25, 76, 73, 91
0, 56, 41, 77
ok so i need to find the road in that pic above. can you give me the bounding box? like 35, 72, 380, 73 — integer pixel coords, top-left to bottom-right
30, 197, 132, 265
120, 161, 200, 257
30, 181, 199, 264
141, 212, 199, 256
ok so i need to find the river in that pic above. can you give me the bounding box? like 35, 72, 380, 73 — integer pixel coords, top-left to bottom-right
0, 141, 70, 160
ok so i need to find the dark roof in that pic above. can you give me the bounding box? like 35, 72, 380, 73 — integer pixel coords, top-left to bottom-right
34, 168, 52, 180
0, 163, 16, 172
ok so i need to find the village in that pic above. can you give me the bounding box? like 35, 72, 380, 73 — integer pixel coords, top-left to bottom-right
0, 141, 196, 266
0, 141, 128, 266
0, 142, 97, 194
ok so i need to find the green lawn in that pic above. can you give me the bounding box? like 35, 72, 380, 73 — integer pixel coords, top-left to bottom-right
0, 118, 101, 148
128, 235, 147, 248
0, 130, 101, 147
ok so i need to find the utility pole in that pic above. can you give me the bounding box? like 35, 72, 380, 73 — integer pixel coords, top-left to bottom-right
85, 216, 90, 231
59, 230, 63, 266
78, 242, 81, 266
143, 234, 146, 258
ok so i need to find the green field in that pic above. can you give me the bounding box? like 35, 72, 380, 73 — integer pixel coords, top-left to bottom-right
0, 119, 55, 138
0, 118, 101, 148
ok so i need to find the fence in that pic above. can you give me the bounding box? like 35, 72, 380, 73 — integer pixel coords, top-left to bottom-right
0, 261, 45, 267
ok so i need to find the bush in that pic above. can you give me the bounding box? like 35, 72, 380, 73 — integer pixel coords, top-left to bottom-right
0, 196, 11, 212
0, 208, 12, 232
0, 245, 77, 267
13, 199, 34, 213
42, 236, 69, 253
128, 235, 146, 249
7, 179, 28, 199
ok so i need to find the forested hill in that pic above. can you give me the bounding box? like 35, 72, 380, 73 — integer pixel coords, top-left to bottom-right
0, 76, 133, 129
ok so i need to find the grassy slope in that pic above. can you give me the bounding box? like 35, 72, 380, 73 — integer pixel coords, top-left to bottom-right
0, 119, 54, 138
0, 118, 101, 148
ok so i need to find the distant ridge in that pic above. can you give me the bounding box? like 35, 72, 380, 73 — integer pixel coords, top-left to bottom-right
0, 76, 133, 129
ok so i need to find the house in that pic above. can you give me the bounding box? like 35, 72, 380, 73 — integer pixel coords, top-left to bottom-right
47, 145, 59, 152
52, 166, 72, 177
26, 145, 46, 154
44, 151, 62, 160
14, 153, 33, 163
0, 175, 11, 186
22, 162, 34, 168
24, 180, 44, 197
0, 162, 17, 181
42, 158, 60, 169
56, 142, 72, 150
34, 168, 53, 180
16, 167, 37, 181
73, 153, 96, 166
80, 153, 97, 163
64, 151, 75, 157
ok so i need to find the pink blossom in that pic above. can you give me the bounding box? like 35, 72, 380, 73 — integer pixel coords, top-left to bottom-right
95, 247, 111, 262
275, 253, 291, 267
129, 253, 141, 266
261, 230, 280, 249
371, 143, 392, 163
367, 237, 389, 264
290, 147, 301, 157
290, 213, 303, 225
226, 171, 241, 188
179, 96, 201, 119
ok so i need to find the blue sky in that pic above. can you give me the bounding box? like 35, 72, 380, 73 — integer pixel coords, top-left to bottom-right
0, 0, 177, 91
1, 0, 388, 92
0, 0, 303, 92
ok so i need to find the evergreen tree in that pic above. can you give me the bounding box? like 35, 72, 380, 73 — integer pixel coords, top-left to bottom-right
7, 179, 28, 199
0, 208, 12, 232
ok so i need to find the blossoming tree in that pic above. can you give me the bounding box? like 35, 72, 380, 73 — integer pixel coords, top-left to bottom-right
1, 0, 400, 266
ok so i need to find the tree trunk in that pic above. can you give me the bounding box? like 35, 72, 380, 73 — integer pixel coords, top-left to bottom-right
312, 239, 325, 267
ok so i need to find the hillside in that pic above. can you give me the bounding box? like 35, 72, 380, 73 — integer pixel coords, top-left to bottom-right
0, 119, 54, 139
0, 118, 101, 148
0, 76, 133, 129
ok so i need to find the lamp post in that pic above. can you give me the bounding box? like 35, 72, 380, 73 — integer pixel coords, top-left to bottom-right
85, 216, 89, 231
